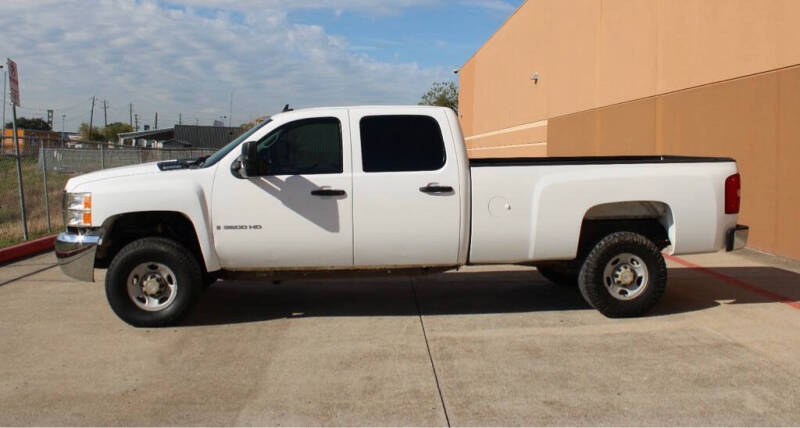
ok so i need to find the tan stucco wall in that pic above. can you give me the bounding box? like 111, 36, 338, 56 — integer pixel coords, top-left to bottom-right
459, 0, 800, 157
548, 65, 800, 260
459, 0, 800, 259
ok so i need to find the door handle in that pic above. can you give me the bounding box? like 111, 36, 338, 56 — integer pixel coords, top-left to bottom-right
419, 183, 454, 194
311, 188, 346, 196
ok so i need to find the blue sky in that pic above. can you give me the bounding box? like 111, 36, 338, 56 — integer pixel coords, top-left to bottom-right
290, 3, 520, 69
0, 0, 523, 131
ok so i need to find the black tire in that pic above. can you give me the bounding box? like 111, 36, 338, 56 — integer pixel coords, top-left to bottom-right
105, 237, 202, 327
536, 262, 578, 287
578, 231, 667, 318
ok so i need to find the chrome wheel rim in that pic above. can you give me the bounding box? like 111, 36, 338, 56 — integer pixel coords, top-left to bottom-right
602, 253, 648, 301
126, 262, 178, 312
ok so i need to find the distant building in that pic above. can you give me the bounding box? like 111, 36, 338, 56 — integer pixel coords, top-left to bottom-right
1, 128, 62, 154
173, 125, 243, 149
117, 128, 174, 148
159, 139, 193, 148
117, 125, 243, 149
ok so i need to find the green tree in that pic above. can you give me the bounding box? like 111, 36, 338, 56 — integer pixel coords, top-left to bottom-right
103, 122, 134, 142
4, 117, 52, 130
239, 116, 268, 132
79, 123, 105, 141
419, 81, 458, 112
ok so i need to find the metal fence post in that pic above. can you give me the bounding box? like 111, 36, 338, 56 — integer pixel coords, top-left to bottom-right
11, 105, 28, 240
41, 142, 51, 232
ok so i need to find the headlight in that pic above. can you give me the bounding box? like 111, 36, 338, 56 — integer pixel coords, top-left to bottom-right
63, 192, 92, 227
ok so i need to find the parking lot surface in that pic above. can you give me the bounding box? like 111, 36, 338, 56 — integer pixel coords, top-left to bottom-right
1, 249, 800, 426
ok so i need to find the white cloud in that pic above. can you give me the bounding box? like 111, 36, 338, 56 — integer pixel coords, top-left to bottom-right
165, 0, 442, 16
0, 0, 453, 129
462, 0, 516, 13
163, 0, 518, 16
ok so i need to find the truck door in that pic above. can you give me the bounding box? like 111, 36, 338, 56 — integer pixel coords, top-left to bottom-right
211, 111, 353, 269
349, 109, 461, 267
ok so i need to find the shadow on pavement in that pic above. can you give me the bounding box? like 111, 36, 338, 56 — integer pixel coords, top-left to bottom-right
182, 266, 800, 327
652, 266, 800, 315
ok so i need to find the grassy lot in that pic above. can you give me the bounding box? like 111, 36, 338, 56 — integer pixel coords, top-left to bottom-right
0, 156, 72, 247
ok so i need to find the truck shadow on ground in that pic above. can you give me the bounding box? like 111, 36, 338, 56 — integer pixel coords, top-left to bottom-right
182, 266, 800, 327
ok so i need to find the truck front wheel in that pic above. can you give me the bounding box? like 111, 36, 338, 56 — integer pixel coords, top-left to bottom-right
578, 231, 667, 317
105, 237, 202, 327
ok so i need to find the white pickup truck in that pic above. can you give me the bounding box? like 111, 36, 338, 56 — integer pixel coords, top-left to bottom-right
55, 106, 748, 327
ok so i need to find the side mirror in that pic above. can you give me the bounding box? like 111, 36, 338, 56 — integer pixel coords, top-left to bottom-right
231, 141, 263, 179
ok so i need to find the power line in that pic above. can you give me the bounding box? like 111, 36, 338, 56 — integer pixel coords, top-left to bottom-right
11, 96, 259, 128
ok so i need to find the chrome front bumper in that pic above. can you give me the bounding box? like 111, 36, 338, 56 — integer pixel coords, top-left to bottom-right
54, 229, 102, 282
726, 224, 749, 252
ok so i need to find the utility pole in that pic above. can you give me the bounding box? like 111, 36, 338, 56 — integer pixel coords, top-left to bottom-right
195, 117, 198, 126
12, 100, 27, 239
134, 113, 139, 131
61, 114, 65, 146
228, 91, 233, 127
179, 113, 182, 125
88, 96, 95, 140
103, 99, 108, 127
154, 112, 158, 129
8, 63, 27, 239
1, 65, 5, 154
129, 103, 133, 128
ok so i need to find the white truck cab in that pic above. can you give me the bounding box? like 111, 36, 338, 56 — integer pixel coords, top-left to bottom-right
55, 106, 748, 327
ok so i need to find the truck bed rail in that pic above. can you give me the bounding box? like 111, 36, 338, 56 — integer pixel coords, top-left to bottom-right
470, 155, 735, 167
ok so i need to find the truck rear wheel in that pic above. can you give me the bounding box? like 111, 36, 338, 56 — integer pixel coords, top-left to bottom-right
578, 231, 667, 317
105, 237, 202, 327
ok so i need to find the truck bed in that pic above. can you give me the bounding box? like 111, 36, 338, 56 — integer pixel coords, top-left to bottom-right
467, 156, 739, 264
470, 155, 735, 167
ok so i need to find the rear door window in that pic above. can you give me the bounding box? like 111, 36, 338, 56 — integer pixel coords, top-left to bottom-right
359, 115, 446, 172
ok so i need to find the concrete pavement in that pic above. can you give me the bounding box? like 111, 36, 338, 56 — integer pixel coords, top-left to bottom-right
1, 249, 799, 425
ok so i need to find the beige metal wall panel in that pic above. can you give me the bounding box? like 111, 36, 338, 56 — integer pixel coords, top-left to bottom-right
658, 0, 781, 94
545, 109, 597, 156
774, 66, 800, 259
467, 143, 548, 158
547, 98, 658, 156
458, 60, 476, 137
543, 0, 600, 119
595, 0, 658, 108
777, 0, 800, 66
464, 121, 548, 159
465, 121, 547, 148
596, 97, 658, 155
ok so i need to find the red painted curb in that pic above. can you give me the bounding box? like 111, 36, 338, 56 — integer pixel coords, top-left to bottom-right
666, 254, 800, 311
0, 235, 58, 265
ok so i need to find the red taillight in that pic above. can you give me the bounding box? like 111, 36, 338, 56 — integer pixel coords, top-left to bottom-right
725, 173, 741, 214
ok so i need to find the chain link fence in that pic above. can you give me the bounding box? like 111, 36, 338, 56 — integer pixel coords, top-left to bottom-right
1, 136, 213, 248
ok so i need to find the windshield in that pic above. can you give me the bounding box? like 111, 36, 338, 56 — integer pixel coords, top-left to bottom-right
202, 118, 272, 167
